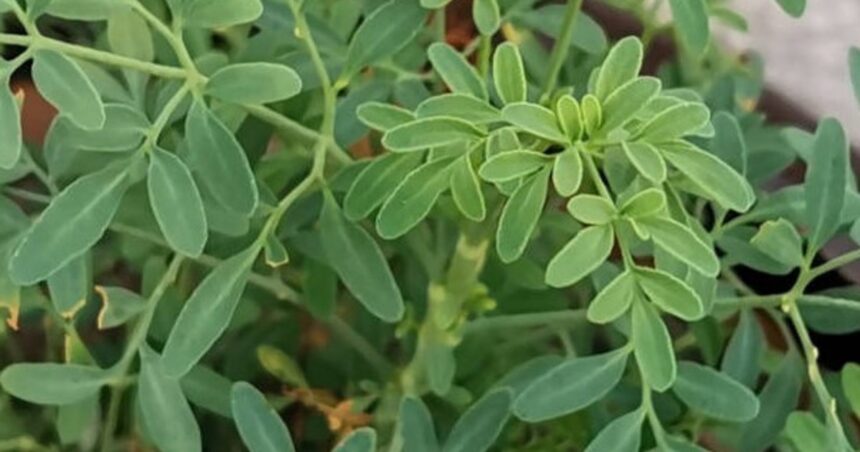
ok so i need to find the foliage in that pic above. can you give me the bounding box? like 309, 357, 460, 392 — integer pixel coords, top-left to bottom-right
0, 0, 857, 451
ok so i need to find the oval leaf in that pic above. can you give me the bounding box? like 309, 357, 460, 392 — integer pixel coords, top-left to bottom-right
443, 389, 512, 452
546, 225, 614, 288
0, 363, 109, 405
231, 382, 295, 452
148, 148, 208, 257
672, 361, 759, 422
206, 63, 302, 104
138, 346, 202, 452
32, 49, 104, 130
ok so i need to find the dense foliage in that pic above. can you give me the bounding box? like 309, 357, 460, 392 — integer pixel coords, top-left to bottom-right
0, 0, 859, 450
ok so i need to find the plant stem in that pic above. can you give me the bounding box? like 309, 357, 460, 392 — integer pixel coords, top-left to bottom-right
809, 248, 860, 278
540, 0, 584, 96
464, 310, 587, 335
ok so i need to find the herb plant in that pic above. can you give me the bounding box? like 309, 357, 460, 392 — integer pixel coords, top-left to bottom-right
0, 0, 858, 451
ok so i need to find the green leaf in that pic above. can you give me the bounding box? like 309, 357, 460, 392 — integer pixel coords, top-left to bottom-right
584, 409, 644, 452
63, 104, 150, 152
32, 50, 105, 130
710, 112, 747, 175
107, 8, 154, 62
636, 103, 710, 142
479, 151, 551, 183
659, 140, 754, 212
599, 77, 661, 134
638, 217, 719, 276
428, 42, 487, 99
588, 271, 636, 324
750, 219, 803, 267
493, 43, 527, 104
594, 36, 643, 101
185, 100, 258, 216
632, 300, 676, 391
619, 188, 665, 218
138, 346, 201, 452
95, 285, 146, 329
720, 310, 764, 388
622, 141, 666, 184
181, 365, 233, 418
415, 94, 500, 124
496, 168, 550, 263
514, 349, 629, 422
231, 382, 295, 452
321, 193, 404, 322
443, 389, 512, 452
555, 96, 583, 141
0, 76, 22, 169
334, 428, 376, 452
345, 153, 423, 220
552, 148, 583, 196
502, 102, 567, 143
473, 0, 500, 35
775, 0, 806, 18
850, 47, 860, 107
341, 0, 426, 80
842, 363, 860, 417
784, 412, 828, 452
9, 164, 130, 285
513, 6, 607, 55
206, 63, 302, 104
392, 397, 439, 452
566, 195, 615, 225
264, 233, 289, 268
668, 0, 710, 55
43, 0, 132, 20
799, 295, 860, 335
0, 363, 109, 405
580, 94, 602, 137
161, 247, 256, 378
148, 148, 208, 258
450, 155, 486, 221
178, 0, 262, 28
357, 102, 415, 131
672, 361, 759, 421
0, 195, 28, 238
47, 254, 90, 318
805, 118, 848, 251
376, 157, 455, 238
383, 117, 484, 152
256, 345, 308, 388
546, 224, 614, 288
739, 353, 803, 451
635, 267, 704, 321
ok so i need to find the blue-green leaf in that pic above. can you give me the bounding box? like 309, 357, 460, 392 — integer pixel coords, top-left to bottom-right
231, 382, 295, 452
805, 118, 848, 251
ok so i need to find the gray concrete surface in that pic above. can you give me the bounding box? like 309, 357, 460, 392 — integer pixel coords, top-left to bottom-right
721, 0, 860, 144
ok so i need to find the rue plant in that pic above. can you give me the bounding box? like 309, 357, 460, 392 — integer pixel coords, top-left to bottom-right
0, 0, 858, 451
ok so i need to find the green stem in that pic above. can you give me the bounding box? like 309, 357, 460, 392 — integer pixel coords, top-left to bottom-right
583, 152, 612, 200
464, 310, 586, 335
99, 385, 124, 452
540, 0, 584, 96
809, 248, 860, 279
642, 387, 670, 450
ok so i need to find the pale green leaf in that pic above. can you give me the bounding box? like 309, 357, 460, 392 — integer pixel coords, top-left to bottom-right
383, 117, 484, 152
479, 151, 551, 183
138, 346, 202, 452
206, 63, 302, 104
638, 217, 719, 276
342, 0, 427, 79
416, 94, 500, 124
555, 96, 583, 142
179, 0, 262, 28
805, 118, 848, 250
566, 195, 615, 225
148, 148, 208, 257
619, 188, 665, 218
473, 0, 500, 36
357, 102, 415, 131
635, 267, 704, 321
344, 152, 423, 220
0, 363, 109, 405
623, 141, 666, 184
95, 285, 146, 330
493, 43, 526, 104
32, 50, 105, 130
636, 103, 710, 142
185, 100, 258, 216
0, 76, 22, 169
428, 42, 487, 99
632, 300, 676, 391
376, 157, 455, 238
392, 397, 439, 452
668, 0, 710, 55
580, 94, 602, 137
502, 102, 567, 143
321, 193, 404, 322
546, 224, 614, 288
584, 410, 643, 452
450, 155, 486, 221
588, 271, 636, 324
161, 247, 256, 377
231, 382, 295, 452
710, 112, 747, 175
9, 164, 130, 285
599, 77, 661, 134
594, 36, 643, 101
496, 168, 549, 263
443, 389, 512, 452
750, 219, 803, 267
552, 148, 583, 196
673, 361, 759, 421
514, 349, 629, 422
